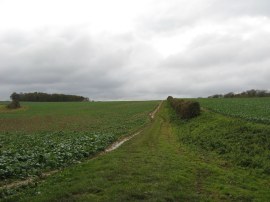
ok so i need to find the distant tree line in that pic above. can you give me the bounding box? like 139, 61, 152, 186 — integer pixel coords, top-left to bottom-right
208, 89, 270, 98
14, 92, 89, 102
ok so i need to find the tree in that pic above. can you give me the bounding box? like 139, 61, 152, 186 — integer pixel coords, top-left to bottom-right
246, 89, 256, 97
224, 92, 234, 98
17, 92, 88, 102
10, 92, 20, 101
7, 92, 21, 109
208, 94, 223, 98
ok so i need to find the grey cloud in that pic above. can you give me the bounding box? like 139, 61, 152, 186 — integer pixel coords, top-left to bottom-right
152, 28, 270, 98
137, 0, 270, 35
137, 0, 207, 35
0, 30, 137, 100
0, 29, 162, 100
211, 0, 270, 17
161, 30, 270, 69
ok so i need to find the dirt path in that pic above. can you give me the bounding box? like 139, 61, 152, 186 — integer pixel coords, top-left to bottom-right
0, 101, 162, 191
149, 101, 162, 120
105, 101, 162, 153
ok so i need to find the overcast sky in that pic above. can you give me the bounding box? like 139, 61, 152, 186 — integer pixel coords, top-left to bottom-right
0, 0, 269, 100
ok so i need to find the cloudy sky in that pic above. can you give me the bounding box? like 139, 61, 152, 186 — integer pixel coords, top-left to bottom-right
0, 0, 269, 100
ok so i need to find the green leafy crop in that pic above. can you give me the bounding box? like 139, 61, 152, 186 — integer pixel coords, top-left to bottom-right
198, 98, 270, 123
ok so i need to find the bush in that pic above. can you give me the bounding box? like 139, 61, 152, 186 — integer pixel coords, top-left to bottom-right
6, 100, 20, 109
167, 96, 200, 119
6, 92, 21, 109
180, 101, 200, 119
167, 96, 173, 102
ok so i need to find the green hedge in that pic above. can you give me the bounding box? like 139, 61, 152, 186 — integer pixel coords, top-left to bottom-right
167, 96, 200, 119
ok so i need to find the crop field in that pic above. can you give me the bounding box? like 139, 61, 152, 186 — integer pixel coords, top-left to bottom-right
198, 97, 270, 123
0, 101, 159, 181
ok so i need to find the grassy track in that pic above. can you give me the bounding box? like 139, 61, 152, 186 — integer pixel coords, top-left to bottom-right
4, 102, 270, 201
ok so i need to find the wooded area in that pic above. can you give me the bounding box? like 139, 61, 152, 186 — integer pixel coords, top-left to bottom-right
14, 92, 89, 102
208, 89, 270, 98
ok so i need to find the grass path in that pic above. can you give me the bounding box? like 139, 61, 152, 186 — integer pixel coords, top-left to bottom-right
5, 103, 270, 201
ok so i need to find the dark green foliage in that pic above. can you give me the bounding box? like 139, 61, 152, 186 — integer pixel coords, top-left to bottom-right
224, 92, 235, 98
0, 131, 116, 179
10, 92, 20, 101
208, 89, 270, 98
179, 101, 201, 119
6, 92, 20, 109
17, 92, 89, 102
166, 96, 173, 102
167, 96, 200, 119
6, 101, 20, 109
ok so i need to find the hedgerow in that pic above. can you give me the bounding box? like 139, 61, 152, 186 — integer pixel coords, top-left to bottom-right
167, 96, 200, 119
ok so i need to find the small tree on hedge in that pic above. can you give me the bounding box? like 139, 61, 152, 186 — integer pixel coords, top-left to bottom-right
7, 92, 21, 109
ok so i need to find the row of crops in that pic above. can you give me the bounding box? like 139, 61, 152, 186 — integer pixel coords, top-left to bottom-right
0, 131, 116, 180
198, 98, 270, 123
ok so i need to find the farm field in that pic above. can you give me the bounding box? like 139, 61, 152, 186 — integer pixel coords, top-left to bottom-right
198, 97, 270, 123
0, 101, 159, 182
2, 101, 270, 201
